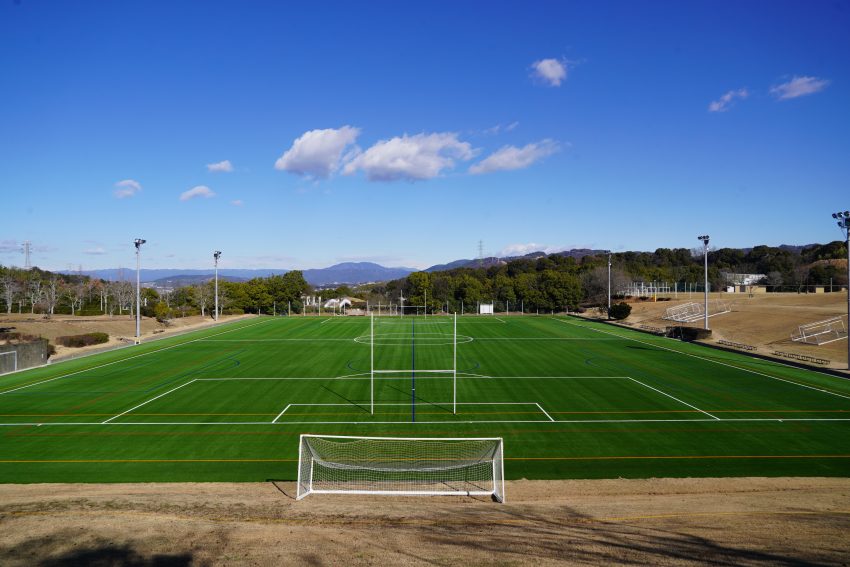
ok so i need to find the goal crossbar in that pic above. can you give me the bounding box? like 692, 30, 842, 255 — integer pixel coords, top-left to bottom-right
297, 435, 505, 502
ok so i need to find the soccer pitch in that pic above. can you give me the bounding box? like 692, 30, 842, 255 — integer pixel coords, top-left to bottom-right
1, 315, 849, 483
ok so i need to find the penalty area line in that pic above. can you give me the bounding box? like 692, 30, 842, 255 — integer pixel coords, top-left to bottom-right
271, 404, 291, 424
101, 379, 198, 424
628, 377, 720, 420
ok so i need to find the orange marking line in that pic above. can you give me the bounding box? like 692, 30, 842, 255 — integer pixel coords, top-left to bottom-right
0, 458, 297, 463
506, 454, 850, 461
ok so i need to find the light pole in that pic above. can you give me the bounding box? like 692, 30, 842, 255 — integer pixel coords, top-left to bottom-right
134, 238, 146, 343
607, 251, 612, 318
213, 250, 221, 321
698, 235, 710, 331
831, 211, 850, 370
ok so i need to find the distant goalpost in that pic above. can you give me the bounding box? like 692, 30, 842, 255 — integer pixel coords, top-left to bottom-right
662, 300, 731, 323
369, 313, 458, 414
296, 435, 505, 502
791, 317, 848, 346
0, 351, 17, 374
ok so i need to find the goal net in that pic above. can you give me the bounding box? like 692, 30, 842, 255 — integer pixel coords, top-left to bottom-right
663, 300, 731, 322
297, 435, 505, 502
791, 317, 848, 345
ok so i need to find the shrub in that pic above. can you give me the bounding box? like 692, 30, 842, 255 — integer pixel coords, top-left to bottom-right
55, 332, 109, 348
607, 302, 632, 320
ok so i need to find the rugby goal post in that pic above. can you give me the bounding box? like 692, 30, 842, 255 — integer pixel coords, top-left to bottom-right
296, 435, 505, 502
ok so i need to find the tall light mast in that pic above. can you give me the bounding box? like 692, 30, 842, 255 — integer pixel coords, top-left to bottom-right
213, 250, 222, 321
134, 238, 146, 343
697, 235, 710, 331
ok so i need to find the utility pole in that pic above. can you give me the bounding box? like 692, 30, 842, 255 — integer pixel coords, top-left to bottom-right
134, 238, 146, 343
213, 250, 221, 321
698, 235, 710, 331
831, 211, 850, 370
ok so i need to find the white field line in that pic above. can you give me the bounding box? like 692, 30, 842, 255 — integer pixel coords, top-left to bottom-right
554, 318, 850, 402
271, 404, 291, 423
193, 375, 629, 381
627, 377, 720, 420
0, 317, 274, 396
286, 402, 543, 406
3, 417, 850, 426
472, 337, 622, 341
101, 379, 198, 424
535, 403, 555, 422
494, 317, 507, 323
319, 318, 333, 324
199, 338, 356, 342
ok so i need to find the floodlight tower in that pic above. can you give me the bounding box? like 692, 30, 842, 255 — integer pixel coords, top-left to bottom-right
831, 211, 850, 370
213, 250, 222, 321
607, 251, 612, 318
134, 238, 146, 343
697, 235, 710, 331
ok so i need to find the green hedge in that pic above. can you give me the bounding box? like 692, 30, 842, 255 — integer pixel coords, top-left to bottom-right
55, 332, 110, 348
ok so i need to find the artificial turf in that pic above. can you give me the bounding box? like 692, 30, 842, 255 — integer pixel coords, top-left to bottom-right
0, 314, 848, 483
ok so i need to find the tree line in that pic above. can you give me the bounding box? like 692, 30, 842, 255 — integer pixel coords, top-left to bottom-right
1, 240, 845, 318
0, 266, 310, 319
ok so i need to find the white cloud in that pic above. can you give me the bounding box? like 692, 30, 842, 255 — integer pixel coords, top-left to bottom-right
83, 247, 107, 255
113, 179, 142, 199
482, 121, 520, 136
343, 132, 475, 181
274, 126, 361, 178
531, 58, 567, 86
207, 160, 233, 173
469, 139, 559, 175
770, 75, 830, 100
708, 88, 749, 112
179, 185, 216, 201
499, 243, 565, 257
230, 199, 244, 206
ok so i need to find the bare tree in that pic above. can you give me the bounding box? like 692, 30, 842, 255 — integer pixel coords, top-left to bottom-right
43, 277, 60, 316
193, 283, 212, 317
0, 274, 19, 314
110, 281, 134, 315
28, 278, 42, 314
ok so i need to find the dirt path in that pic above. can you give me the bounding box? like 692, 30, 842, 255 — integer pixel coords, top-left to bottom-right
1, 478, 848, 565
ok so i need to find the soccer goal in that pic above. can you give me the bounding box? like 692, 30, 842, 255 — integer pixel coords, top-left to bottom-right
791, 317, 848, 345
368, 313, 458, 415
663, 300, 731, 322
0, 351, 17, 374
296, 435, 505, 502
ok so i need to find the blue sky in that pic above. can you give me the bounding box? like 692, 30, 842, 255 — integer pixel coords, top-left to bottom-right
1, 1, 848, 271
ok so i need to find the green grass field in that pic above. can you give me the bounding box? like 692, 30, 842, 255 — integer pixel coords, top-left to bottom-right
1, 314, 849, 483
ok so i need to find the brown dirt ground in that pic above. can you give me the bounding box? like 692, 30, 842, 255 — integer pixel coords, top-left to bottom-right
0, 313, 255, 361
0, 478, 848, 566
609, 292, 849, 373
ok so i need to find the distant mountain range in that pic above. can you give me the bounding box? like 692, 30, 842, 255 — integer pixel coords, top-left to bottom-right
73, 262, 417, 287
65, 245, 817, 287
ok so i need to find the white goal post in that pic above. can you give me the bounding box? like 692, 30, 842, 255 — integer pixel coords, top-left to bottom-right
297, 435, 505, 503
370, 313, 458, 415
791, 317, 848, 345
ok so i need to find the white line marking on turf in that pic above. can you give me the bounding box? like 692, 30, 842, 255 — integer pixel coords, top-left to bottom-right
536, 403, 555, 422
627, 377, 720, 420
554, 317, 850, 402
271, 404, 291, 424
494, 317, 507, 323
192, 375, 629, 381
101, 379, 198, 424
3, 417, 850, 426
0, 318, 274, 396
319, 318, 333, 324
